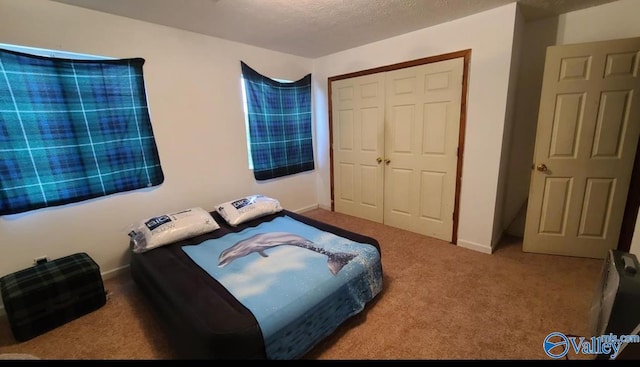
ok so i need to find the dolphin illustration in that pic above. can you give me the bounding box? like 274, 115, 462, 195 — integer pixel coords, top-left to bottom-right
218, 232, 357, 275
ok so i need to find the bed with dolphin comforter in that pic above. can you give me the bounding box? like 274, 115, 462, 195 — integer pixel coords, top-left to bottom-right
129, 209, 383, 359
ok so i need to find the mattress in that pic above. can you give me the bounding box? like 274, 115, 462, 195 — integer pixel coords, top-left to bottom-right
129, 209, 383, 359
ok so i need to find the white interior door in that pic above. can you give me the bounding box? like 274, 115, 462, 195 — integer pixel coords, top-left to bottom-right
523, 37, 640, 258
331, 74, 385, 222
383, 58, 464, 241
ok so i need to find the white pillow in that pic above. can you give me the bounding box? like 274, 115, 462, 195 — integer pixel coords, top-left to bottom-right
129, 207, 220, 253
215, 194, 282, 226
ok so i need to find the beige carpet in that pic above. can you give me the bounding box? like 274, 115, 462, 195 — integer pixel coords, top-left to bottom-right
0, 209, 603, 360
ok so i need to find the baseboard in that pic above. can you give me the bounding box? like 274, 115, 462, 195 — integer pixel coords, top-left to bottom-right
101, 264, 130, 281
293, 203, 319, 213
457, 239, 493, 254
318, 203, 332, 211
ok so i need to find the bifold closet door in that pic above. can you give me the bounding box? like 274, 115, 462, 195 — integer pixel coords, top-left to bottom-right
331, 57, 464, 242
384, 58, 464, 242
331, 73, 385, 223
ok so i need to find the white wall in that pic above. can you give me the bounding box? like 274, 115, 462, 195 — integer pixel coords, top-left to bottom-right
492, 4, 525, 246
313, 3, 518, 254
0, 0, 316, 279
502, 0, 640, 242
556, 0, 640, 45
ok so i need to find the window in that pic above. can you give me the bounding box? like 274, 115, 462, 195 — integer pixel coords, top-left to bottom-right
240, 61, 314, 181
0, 45, 164, 215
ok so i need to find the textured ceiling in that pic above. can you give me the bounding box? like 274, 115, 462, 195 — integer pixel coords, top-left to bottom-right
50, 0, 619, 58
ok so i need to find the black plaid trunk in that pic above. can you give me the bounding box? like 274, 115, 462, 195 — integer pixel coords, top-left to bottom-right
0, 253, 106, 341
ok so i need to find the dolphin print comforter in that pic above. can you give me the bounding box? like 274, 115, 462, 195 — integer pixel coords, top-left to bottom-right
129, 210, 383, 359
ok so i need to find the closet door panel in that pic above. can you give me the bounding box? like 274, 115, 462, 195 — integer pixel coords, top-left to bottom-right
332, 74, 385, 222
384, 58, 463, 241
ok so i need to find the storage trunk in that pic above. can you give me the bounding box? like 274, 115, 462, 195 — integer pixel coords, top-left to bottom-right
0, 253, 106, 342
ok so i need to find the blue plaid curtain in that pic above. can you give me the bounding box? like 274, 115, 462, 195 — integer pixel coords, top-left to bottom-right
241, 62, 314, 181
0, 48, 164, 215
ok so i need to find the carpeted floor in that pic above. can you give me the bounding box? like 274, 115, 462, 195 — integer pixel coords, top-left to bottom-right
0, 208, 603, 360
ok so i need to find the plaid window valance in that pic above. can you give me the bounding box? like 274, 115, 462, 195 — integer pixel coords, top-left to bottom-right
0, 48, 164, 215
241, 61, 314, 181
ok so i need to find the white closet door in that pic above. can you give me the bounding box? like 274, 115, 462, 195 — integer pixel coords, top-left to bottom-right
384, 58, 464, 241
331, 73, 385, 222
331, 57, 464, 242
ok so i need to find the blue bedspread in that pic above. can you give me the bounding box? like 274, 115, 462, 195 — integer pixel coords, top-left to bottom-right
181, 215, 382, 359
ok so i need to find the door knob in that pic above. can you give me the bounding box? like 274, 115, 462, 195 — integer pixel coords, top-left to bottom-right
376, 157, 383, 164
384, 158, 391, 165
536, 163, 548, 172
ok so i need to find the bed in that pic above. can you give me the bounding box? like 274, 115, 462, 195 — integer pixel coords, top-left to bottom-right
129, 209, 383, 359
